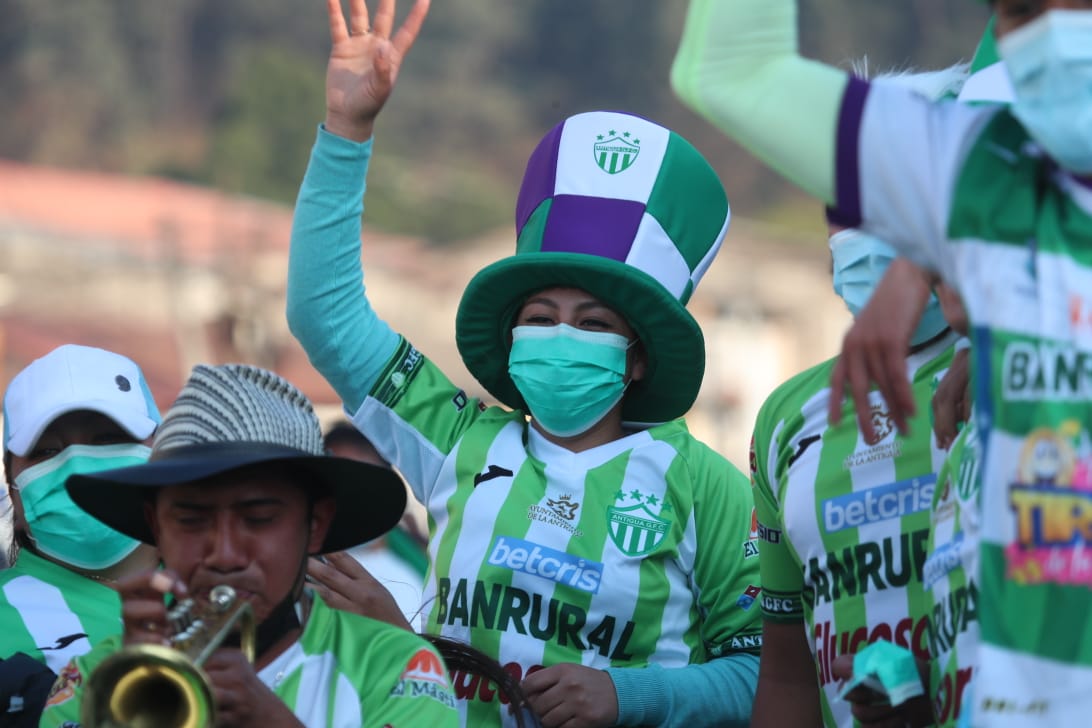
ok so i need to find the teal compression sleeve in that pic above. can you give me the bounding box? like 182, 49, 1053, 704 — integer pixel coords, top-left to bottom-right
607, 653, 759, 727
286, 126, 401, 412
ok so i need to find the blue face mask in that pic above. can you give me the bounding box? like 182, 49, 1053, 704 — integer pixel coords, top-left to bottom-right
15, 443, 151, 570
508, 324, 633, 438
830, 229, 948, 347
1000, 10, 1092, 175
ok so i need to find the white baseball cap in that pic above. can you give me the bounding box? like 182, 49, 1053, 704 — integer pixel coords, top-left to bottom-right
3, 345, 162, 457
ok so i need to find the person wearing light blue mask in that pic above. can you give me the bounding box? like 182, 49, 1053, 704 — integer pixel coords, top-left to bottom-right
671, 0, 1092, 722
998, 6, 1092, 175
747, 214, 964, 728
830, 226, 951, 349
0, 344, 161, 724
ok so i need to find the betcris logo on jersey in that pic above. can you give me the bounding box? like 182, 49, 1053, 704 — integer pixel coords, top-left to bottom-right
487, 536, 603, 594
822, 475, 935, 532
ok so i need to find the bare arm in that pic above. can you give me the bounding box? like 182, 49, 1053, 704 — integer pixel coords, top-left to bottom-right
751, 620, 824, 728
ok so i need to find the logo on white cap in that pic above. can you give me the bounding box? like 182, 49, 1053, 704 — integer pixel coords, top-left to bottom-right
2, 345, 161, 457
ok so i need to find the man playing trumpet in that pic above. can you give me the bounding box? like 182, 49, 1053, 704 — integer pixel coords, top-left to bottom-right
39, 363, 459, 727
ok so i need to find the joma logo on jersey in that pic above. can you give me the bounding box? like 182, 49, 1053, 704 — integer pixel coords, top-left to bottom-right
822, 475, 934, 532
1002, 341, 1092, 400
487, 536, 603, 593
606, 504, 671, 556
594, 130, 640, 174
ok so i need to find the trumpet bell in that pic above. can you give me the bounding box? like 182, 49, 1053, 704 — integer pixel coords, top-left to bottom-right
81, 585, 254, 728
83, 644, 212, 728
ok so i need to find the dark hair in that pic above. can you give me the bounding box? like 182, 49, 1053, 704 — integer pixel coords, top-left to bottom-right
323, 421, 369, 449
422, 635, 539, 728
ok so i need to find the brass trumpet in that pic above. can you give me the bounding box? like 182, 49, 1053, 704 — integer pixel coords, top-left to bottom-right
82, 585, 256, 728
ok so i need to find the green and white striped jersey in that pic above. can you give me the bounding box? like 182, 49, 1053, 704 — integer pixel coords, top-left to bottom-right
925, 421, 980, 727
750, 334, 954, 728
39, 593, 459, 727
833, 79, 1092, 725
0, 550, 122, 673
353, 340, 763, 728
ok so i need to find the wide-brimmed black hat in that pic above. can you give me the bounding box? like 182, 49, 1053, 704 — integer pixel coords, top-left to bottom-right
66, 364, 406, 553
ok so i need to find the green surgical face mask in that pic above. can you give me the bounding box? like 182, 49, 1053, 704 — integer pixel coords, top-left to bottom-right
508, 324, 633, 438
15, 443, 151, 570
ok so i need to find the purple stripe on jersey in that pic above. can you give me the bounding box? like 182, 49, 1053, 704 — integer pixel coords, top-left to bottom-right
516, 123, 565, 234
829, 76, 871, 229
541, 195, 645, 261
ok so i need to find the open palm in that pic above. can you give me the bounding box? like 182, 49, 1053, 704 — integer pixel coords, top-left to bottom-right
324, 0, 429, 141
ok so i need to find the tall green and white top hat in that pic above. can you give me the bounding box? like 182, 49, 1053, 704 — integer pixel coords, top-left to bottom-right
455, 110, 730, 423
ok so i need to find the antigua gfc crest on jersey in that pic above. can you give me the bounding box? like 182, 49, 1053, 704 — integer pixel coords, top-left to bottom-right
353, 342, 762, 727
606, 488, 673, 557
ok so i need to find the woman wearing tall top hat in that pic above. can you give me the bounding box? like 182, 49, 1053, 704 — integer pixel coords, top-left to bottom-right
287, 1, 760, 726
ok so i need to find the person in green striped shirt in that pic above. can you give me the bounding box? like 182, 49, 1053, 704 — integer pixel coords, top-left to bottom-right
673, 0, 1092, 723
0, 344, 161, 724
286, 1, 762, 725
750, 219, 959, 728
843, 256, 983, 728
40, 363, 458, 728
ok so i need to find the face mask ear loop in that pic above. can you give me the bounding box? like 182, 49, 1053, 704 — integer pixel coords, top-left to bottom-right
622, 336, 641, 388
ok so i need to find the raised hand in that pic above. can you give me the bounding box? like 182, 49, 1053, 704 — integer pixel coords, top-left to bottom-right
324, 0, 430, 142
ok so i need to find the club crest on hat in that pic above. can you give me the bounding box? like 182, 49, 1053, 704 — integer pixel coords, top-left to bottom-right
456, 110, 730, 424
594, 129, 640, 175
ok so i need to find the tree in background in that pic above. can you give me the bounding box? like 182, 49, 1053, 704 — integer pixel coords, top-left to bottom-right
0, 0, 990, 242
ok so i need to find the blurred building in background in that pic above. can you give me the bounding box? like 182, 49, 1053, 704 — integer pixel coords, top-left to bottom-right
0, 160, 850, 473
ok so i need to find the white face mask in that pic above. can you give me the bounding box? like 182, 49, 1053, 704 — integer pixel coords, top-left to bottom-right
999, 10, 1092, 174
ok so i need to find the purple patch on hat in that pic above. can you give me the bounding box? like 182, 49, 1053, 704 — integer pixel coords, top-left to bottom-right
516, 122, 565, 234
541, 195, 645, 262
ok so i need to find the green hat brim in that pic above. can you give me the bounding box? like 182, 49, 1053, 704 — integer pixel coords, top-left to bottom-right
455, 252, 705, 424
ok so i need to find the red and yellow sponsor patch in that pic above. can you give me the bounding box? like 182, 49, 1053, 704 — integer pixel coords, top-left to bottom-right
45, 661, 83, 707
389, 648, 456, 708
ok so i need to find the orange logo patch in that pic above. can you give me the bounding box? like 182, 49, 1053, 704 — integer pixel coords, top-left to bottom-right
45, 662, 82, 707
